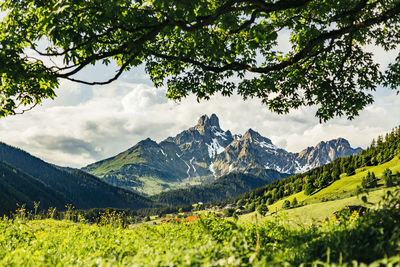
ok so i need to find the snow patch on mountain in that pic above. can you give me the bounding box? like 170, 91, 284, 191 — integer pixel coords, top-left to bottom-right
209, 162, 216, 177
206, 138, 225, 158
265, 164, 284, 173
211, 126, 228, 140
176, 153, 191, 178
189, 157, 197, 174
229, 164, 234, 173
295, 160, 311, 173
256, 140, 277, 151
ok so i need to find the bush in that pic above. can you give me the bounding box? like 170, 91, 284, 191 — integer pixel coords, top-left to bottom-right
291, 197, 298, 208
223, 208, 235, 217
383, 168, 394, 187
256, 205, 269, 216
246, 202, 255, 212
362, 171, 378, 189
282, 200, 291, 209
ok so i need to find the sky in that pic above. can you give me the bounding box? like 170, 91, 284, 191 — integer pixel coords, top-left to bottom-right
0, 14, 399, 168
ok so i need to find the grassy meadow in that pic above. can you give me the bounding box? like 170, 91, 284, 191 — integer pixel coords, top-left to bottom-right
1, 175, 400, 266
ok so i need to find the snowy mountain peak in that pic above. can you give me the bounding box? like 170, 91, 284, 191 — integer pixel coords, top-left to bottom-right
242, 128, 258, 141
295, 138, 362, 171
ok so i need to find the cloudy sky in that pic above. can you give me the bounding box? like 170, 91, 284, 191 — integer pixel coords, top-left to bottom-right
1, 12, 399, 167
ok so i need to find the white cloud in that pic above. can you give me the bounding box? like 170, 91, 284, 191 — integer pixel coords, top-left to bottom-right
121, 83, 168, 112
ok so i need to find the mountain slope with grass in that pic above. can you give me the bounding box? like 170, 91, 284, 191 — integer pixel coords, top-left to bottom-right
0, 142, 154, 211
239, 156, 400, 224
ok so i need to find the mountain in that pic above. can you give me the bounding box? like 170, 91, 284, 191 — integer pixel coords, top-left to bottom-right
83, 114, 235, 194
0, 142, 154, 211
83, 114, 362, 195
150, 170, 289, 206
212, 129, 298, 175
213, 131, 362, 175
0, 161, 67, 215
296, 138, 362, 169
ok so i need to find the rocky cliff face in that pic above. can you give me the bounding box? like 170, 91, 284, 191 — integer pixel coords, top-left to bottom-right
211, 129, 297, 175
162, 113, 234, 177
211, 130, 362, 176
83, 114, 362, 194
295, 138, 362, 170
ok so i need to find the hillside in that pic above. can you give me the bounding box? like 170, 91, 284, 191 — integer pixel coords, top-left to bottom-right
0, 162, 67, 215
151, 170, 289, 206
83, 114, 361, 195
239, 155, 400, 224
0, 142, 154, 211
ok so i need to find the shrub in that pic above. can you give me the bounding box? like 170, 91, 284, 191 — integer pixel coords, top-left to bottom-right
362, 171, 378, 189
282, 200, 291, 209
291, 198, 298, 208
246, 202, 255, 212
223, 208, 235, 217
256, 205, 269, 216
383, 168, 394, 187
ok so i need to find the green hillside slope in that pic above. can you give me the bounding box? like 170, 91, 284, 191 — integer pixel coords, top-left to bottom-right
82, 139, 197, 195
224, 127, 400, 209
273, 156, 400, 208
239, 156, 400, 224
214, 127, 400, 224
0, 162, 67, 215
0, 142, 154, 210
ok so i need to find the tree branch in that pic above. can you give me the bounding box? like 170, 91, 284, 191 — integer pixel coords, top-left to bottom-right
64, 60, 130, 85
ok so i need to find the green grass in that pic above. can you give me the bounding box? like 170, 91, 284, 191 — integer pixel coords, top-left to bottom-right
279, 156, 399, 207
89, 150, 147, 177
239, 187, 395, 225
275, 188, 392, 224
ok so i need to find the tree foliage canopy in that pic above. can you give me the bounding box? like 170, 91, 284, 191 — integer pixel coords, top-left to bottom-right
1, 0, 400, 119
